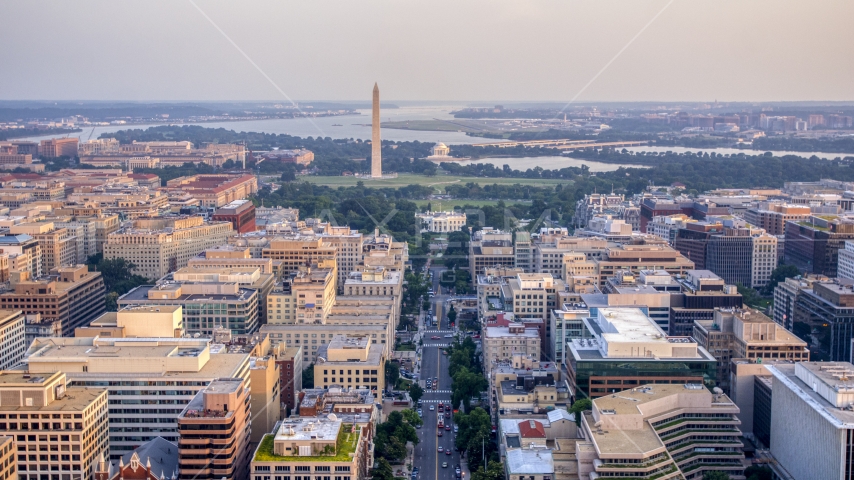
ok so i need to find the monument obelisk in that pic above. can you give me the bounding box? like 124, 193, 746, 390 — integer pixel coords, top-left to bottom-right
371, 83, 382, 178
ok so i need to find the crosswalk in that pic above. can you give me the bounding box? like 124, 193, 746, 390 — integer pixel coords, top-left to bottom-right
419, 398, 451, 403
424, 343, 451, 348
423, 330, 455, 334
423, 389, 452, 394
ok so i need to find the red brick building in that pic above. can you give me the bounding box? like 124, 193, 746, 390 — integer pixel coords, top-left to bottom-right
212, 199, 256, 233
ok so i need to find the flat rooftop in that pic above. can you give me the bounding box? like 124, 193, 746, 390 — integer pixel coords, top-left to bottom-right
597, 307, 668, 343
506, 449, 554, 475
594, 383, 726, 415
768, 362, 854, 428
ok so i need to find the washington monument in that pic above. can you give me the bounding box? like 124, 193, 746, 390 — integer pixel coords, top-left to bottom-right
371, 83, 382, 178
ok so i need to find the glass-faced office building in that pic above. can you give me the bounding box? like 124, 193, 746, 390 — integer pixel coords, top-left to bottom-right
566, 307, 717, 399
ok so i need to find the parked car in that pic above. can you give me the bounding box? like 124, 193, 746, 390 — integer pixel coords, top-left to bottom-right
429, 405, 435, 411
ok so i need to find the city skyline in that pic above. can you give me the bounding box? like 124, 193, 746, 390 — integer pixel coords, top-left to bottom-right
1, 1, 853, 102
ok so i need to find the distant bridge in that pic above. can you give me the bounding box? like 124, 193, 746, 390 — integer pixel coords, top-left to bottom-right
468, 139, 649, 149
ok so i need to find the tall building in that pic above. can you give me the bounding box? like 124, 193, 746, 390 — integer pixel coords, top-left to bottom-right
212, 199, 256, 233
0, 371, 110, 480
576, 383, 747, 480
0, 265, 105, 336
267, 260, 337, 325
692, 307, 808, 392
25, 308, 252, 458
791, 279, 854, 361
249, 356, 281, 446
567, 307, 716, 399
771, 274, 827, 330
0, 436, 15, 480
514, 231, 533, 273
839, 240, 854, 280
766, 362, 854, 480
483, 323, 542, 368
104, 216, 234, 280
177, 378, 252, 480
38, 138, 79, 158
784, 215, 854, 276
371, 83, 382, 178
314, 334, 386, 398
469, 228, 514, 275
0, 309, 26, 370
274, 345, 303, 415
743, 203, 811, 236
669, 270, 742, 337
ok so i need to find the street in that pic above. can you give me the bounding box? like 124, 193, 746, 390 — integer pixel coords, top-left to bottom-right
412, 265, 463, 480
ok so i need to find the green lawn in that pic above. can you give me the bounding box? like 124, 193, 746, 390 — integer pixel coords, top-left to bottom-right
414, 199, 530, 209
300, 173, 572, 192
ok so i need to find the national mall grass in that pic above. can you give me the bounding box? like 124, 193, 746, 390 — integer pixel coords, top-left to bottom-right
299, 173, 571, 191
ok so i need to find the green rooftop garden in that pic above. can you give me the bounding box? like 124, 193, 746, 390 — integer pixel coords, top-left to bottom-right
254, 424, 360, 462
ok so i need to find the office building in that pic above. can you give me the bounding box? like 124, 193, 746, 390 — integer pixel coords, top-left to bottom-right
314, 334, 386, 397
692, 308, 808, 392
38, 138, 79, 158
263, 236, 338, 280
163, 174, 257, 208
766, 362, 854, 480
296, 386, 376, 418
646, 214, 698, 244
415, 211, 466, 232
257, 149, 314, 165
576, 384, 747, 480
0, 437, 14, 480
785, 215, 854, 276
791, 279, 854, 361
670, 270, 742, 337
0, 310, 25, 370
839, 240, 854, 280
251, 416, 371, 480
274, 346, 303, 414
212, 199, 256, 234
594, 242, 694, 287
104, 216, 234, 280
675, 220, 777, 288
261, 323, 388, 367
484, 323, 542, 368
10, 222, 79, 271
80, 142, 246, 169
567, 308, 716, 399
469, 228, 514, 275
188, 247, 276, 275
268, 260, 337, 325
743, 203, 811, 235
118, 280, 260, 335
513, 231, 533, 273
549, 304, 590, 366
24, 316, 251, 458
0, 371, 109, 480
771, 274, 827, 331
177, 378, 252, 480
0, 265, 105, 336
249, 355, 281, 446
499, 273, 566, 340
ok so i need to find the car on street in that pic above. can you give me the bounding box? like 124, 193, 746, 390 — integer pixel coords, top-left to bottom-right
438, 446, 443, 452
473, 334, 481, 339
431, 336, 440, 340
445, 449, 452, 456
445, 424, 451, 431
434, 377, 438, 382
444, 411, 450, 418
456, 467, 461, 475
437, 430, 442, 436
444, 334, 453, 338
453, 425, 459, 433
429, 405, 435, 411
433, 383, 438, 390
442, 462, 448, 468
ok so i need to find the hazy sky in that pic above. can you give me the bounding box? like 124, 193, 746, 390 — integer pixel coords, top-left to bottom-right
2, 0, 852, 102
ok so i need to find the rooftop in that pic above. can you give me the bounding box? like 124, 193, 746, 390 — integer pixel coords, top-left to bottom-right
767, 362, 854, 428
254, 419, 361, 463
506, 449, 554, 475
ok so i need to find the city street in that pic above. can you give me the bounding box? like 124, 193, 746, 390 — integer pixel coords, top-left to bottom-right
411, 265, 463, 480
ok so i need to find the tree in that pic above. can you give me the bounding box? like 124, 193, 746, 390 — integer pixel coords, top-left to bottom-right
400, 408, 423, 428
374, 411, 418, 462
702, 472, 731, 480
454, 407, 495, 471
302, 364, 315, 388
451, 367, 487, 413
471, 461, 505, 480
762, 264, 801, 295
448, 305, 458, 325
86, 255, 151, 311
370, 458, 394, 480
570, 398, 592, 427
409, 383, 424, 404
737, 283, 764, 309
384, 360, 400, 391
745, 466, 773, 480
